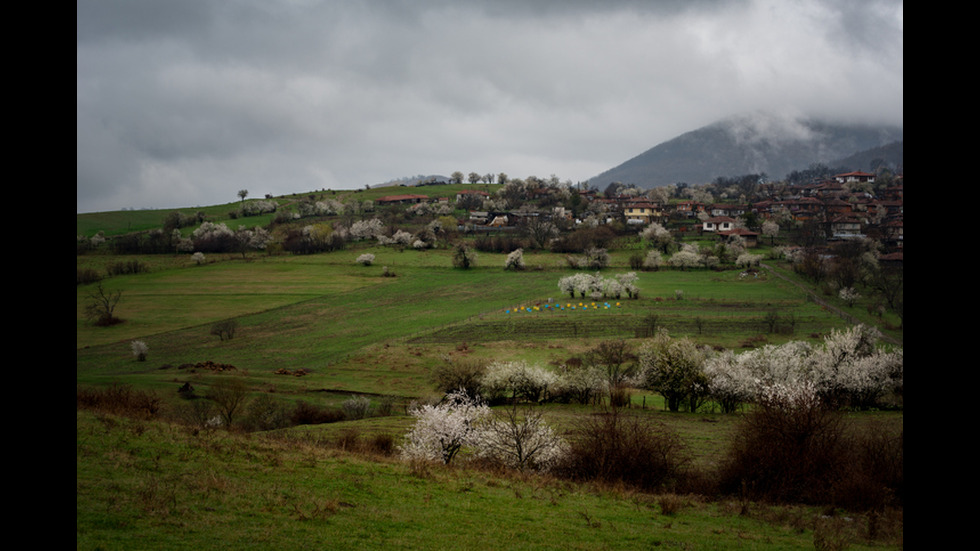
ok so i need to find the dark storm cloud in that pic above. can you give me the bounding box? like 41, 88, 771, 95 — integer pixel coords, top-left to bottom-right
77, 0, 902, 213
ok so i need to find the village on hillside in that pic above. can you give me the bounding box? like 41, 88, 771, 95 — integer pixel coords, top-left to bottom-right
371, 170, 903, 259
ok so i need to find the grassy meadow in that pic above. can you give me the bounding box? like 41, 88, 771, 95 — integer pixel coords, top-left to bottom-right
77, 244, 854, 399
77, 210, 903, 550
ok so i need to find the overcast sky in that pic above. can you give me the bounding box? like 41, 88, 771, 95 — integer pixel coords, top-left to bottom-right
77, 0, 903, 213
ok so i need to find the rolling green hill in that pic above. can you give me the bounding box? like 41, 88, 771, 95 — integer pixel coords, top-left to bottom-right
77, 197, 902, 550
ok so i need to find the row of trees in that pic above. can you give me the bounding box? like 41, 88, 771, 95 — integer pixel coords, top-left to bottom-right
788, 238, 904, 326
431, 325, 902, 415
558, 272, 639, 300
402, 353, 902, 509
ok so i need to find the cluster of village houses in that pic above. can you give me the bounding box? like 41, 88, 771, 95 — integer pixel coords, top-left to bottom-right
373, 170, 903, 252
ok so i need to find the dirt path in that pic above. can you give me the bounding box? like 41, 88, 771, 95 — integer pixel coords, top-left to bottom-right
761, 263, 901, 346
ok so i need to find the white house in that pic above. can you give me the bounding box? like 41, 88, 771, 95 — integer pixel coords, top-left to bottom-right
702, 216, 736, 232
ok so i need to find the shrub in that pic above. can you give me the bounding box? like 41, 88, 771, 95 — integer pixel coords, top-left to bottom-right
555, 407, 688, 491
835, 425, 904, 510
658, 494, 686, 516
290, 401, 345, 426
77, 268, 102, 285
106, 260, 150, 276
336, 427, 361, 451
210, 320, 238, 341
628, 253, 644, 270
451, 242, 478, 269
717, 383, 848, 505
76, 383, 161, 419
475, 235, 527, 253
582, 247, 609, 270
240, 393, 291, 432
341, 395, 371, 420
369, 433, 396, 456
549, 225, 616, 253
356, 253, 375, 266
376, 396, 396, 417
130, 340, 149, 362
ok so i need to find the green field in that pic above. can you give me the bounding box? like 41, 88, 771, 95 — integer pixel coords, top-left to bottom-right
77, 245, 860, 397
77, 408, 901, 551
77, 228, 902, 549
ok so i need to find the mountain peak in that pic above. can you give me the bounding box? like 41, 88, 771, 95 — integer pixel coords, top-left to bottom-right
589, 112, 903, 188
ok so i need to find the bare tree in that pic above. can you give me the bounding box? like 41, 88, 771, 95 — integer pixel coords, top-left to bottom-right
85, 283, 123, 326
207, 376, 251, 427
584, 339, 637, 388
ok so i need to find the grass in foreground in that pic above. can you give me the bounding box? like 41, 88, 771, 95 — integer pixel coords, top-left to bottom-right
76, 410, 901, 550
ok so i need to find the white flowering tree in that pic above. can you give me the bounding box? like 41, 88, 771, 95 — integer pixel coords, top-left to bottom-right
616, 272, 639, 298
451, 242, 478, 269
642, 250, 663, 271
702, 350, 753, 413
600, 278, 624, 299
349, 218, 385, 241
234, 225, 272, 258
240, 199, 278, 217
667, 249, 700, 270
558, 272, 638, 300
838, 286, 861, 307
504, 248, 526, 270
553, 363, 608, 405
557, 273, 592, 298
808, 325, 902, 409
482, 361, 558, 404
641, 222, 674, 253
703, 325, 902, 410
130, 340, 148, 362
473, 405, 569, 472
735, 253, 763, 268
761, 220, 780, 246
356, 253, 375, 266
399, 390, 490, 465
378, 229, 413, 246
638, 329, 711, 412
191, 221, 236, 252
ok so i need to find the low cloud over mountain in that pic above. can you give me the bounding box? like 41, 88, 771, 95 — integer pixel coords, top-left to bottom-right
589, 112, 903, 189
